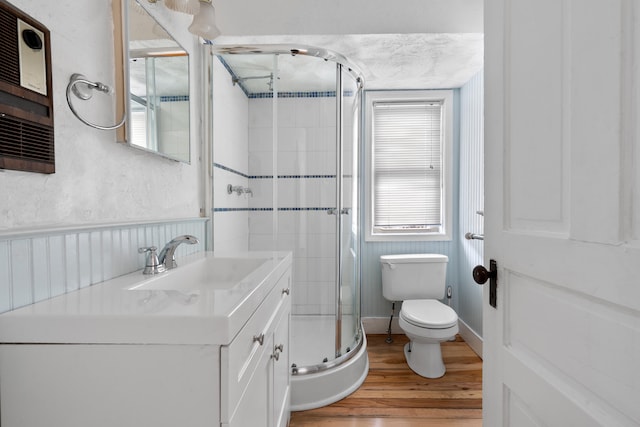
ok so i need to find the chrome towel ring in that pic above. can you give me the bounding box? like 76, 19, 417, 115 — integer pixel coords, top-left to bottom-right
66, 73, 126, 131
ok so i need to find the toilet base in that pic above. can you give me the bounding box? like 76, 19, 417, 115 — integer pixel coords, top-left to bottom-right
403, 341, 445, 378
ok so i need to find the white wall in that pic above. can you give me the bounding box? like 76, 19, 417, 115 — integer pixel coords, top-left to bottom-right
0, 0, 202, 231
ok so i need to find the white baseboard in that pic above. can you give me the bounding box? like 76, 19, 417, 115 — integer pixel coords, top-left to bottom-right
363, 316, 483, 360
457, 319, 483, 359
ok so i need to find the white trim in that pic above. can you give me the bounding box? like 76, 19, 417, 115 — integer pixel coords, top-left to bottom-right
364, 90, 454, 242
457, 318, 483, 359
0, 218, 208, 240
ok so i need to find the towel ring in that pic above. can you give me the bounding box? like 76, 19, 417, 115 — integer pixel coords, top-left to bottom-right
66, 73, 126, 131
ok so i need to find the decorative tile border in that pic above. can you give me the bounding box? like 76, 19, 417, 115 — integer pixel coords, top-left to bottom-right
214, 162, 338, 180
213, 162, 250, 178
251, 174, 337, 179
214, 207, 334, 212
160, 95, 189, 102
249, 91, 337, 99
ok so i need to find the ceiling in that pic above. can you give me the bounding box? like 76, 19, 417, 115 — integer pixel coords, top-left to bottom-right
211, 0, 483, 94
135, 0, 484, 95
214, 33, 484, 93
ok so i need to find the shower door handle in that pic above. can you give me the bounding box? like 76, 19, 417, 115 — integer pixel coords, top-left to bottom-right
326, 208, 350, 215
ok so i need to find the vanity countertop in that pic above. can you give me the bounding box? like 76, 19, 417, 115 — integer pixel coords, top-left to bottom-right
0, 251, 292, 346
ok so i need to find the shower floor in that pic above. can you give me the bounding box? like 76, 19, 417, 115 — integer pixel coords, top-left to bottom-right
290, 314, 368, 411
290, 314, 357, 368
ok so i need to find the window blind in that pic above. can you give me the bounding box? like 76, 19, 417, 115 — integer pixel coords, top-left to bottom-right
372, 101, 443, 229
130, 110, 147, 144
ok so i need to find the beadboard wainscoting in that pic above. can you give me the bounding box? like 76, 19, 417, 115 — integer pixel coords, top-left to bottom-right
457, 70, 484, 348
0, 218, 207, 314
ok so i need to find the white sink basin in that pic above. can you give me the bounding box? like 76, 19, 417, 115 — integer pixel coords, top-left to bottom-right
0, 251, 292, 345
127, 257, 270, 291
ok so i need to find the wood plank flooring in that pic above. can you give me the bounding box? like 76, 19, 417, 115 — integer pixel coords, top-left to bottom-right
289, 334, 483, 427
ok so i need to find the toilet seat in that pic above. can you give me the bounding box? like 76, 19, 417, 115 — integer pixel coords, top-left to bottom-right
401, 300, 458, 329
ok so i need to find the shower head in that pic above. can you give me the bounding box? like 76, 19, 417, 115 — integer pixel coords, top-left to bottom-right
231, 73, 277, 91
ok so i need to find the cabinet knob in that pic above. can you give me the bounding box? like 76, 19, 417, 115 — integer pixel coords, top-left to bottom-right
253, 333, 265, 346
271, 344, 284, 361
282, 288, 290, 296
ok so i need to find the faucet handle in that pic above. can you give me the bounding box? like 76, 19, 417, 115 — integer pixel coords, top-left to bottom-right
138, 246, 166, 275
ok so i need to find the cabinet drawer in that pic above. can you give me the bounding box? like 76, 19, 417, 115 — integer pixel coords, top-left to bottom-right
221, 270, 291, 422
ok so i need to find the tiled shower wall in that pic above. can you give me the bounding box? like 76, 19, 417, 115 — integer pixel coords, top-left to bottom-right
0, 219, 207, 314
211, 58, 341, 315
248, 95, 339, 316
212, 58, 250, 252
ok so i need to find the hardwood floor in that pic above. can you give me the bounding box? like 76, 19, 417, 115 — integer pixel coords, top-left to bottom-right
289, 334, 483, 427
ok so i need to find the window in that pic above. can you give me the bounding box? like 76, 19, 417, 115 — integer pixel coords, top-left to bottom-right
365, 90, 453, 241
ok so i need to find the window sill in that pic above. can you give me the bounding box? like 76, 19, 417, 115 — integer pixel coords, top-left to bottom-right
365, 231, 452, 242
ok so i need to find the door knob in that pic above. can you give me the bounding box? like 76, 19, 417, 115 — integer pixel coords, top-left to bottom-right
472, 260, 498, 308
473, 264, 495, 284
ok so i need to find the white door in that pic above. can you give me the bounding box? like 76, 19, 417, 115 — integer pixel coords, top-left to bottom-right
483, 0, 640, 426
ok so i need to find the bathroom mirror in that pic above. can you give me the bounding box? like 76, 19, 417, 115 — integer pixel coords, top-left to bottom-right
120, 0, 191, 163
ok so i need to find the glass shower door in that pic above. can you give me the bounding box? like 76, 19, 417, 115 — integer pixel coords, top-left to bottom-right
211, 44, 367, 410
338, 67, 362, 357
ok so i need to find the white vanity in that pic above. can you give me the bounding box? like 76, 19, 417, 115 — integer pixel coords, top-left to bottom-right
0, 251, 292, 427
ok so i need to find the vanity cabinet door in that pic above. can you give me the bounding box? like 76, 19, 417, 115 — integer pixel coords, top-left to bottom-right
271, 303, 291, 427
222, 270, 291, 427
225, 301, 290, 427
224, 332, 273, 427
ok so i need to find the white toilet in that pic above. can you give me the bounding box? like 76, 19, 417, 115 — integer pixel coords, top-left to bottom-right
380, 254, 458, 378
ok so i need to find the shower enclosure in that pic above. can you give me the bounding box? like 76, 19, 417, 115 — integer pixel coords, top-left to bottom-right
207, 44, 368, 410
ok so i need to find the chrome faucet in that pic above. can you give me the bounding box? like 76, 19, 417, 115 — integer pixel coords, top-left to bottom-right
158, 235, 199, 270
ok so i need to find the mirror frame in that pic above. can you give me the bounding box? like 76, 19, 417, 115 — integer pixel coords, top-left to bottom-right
112, 0, 191, 163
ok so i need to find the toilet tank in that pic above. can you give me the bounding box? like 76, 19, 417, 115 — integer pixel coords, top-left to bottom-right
380, 254, 448, 301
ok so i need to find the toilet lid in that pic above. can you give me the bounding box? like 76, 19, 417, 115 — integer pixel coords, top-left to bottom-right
401, 300, 458, 329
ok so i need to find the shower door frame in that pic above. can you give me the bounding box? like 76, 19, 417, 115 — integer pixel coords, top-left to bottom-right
207, 43, 365, 376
